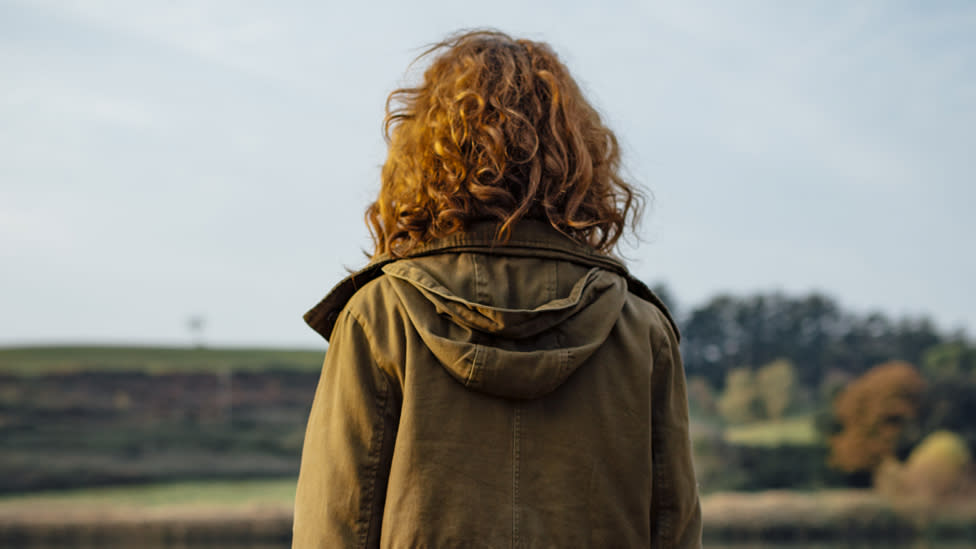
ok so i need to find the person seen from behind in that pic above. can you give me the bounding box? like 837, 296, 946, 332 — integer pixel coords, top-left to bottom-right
293, 29, 702, 548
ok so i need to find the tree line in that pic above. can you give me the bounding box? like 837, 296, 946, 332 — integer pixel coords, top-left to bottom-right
652, 285, 974, 392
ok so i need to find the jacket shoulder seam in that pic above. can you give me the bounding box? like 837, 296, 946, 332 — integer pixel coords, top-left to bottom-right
340, 308, 394, 547
345, 305, 399, 385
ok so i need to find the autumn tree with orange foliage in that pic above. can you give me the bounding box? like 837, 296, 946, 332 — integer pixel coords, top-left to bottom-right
829, 361, 926, 474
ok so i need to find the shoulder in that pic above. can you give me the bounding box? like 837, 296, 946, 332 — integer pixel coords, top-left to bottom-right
303, 257, 397, 342
618, 271, 680, 344
623, 291, 680, 351
323, 272, 408, 384
339, 271, 403, 328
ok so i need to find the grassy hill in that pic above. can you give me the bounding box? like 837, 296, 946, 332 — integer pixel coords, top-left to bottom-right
0, 345, 324, 375
0, 345, 324, 493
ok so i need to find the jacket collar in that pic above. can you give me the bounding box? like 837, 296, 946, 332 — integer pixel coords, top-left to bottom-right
303, 220, 679, 342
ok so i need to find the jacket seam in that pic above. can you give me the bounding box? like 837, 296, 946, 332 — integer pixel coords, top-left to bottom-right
560, 347, 572, 391
345, 309, 396, 548
472, 253, 490, 304
553, 324, 567, 396
361, 376, 390, 548
466, 344, 482, 388
650, 336, 674, 546
409, 229, 614, 257
385, 266, 592, 316
422, 242, 619, 271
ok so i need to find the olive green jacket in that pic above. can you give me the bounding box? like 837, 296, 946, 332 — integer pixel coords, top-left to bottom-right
294, 221, 702, 548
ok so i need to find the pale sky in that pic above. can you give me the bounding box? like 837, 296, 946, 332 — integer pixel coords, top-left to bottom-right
2, 1, 974, 348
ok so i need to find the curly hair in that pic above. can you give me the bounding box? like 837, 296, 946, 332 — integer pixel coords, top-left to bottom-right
367, 29, 644, 258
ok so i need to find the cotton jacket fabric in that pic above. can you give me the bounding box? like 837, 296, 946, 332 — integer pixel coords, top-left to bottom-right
293, 220, 702, 548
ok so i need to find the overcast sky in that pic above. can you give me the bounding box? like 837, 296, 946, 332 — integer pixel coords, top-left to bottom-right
2, 1, 974, 348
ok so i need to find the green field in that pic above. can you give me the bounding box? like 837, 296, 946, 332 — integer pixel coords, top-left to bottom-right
723, 415, 820, 446
0, 346, 324, 375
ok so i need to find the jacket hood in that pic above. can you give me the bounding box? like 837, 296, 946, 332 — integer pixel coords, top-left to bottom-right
304, 221, 678, 343
303, 220, 680, 399
381, 256, 627, 400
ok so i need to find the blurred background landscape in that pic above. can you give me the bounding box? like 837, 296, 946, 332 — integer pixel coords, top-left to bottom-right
2, 288, 975, 546
2, 0, 973, 547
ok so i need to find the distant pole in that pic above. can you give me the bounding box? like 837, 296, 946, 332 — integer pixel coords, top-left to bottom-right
186, 315, 229, 422
187, 315, 206, 349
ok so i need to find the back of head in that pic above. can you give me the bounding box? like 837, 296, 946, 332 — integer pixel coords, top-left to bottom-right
368, 29, 643, 258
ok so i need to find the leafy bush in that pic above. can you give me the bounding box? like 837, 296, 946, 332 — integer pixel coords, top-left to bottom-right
877, 430, 974, 504
829, 361, 925, 473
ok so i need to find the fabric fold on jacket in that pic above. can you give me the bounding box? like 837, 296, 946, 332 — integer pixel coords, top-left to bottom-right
383, 261, 628, 399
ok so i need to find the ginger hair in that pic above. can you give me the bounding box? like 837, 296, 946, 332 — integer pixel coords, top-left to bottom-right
367, 29, 644, 258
